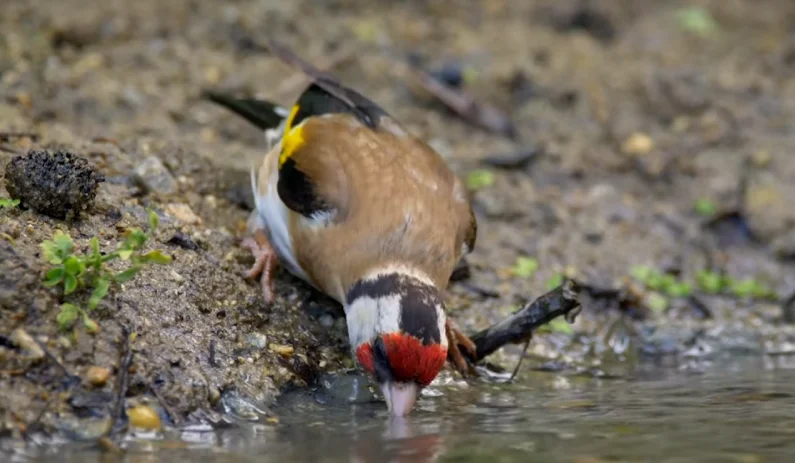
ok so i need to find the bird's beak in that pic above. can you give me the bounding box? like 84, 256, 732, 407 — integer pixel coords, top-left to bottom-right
381, 382, 419, 417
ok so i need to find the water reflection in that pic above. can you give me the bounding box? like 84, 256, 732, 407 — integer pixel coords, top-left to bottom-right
16, 358, 795, 462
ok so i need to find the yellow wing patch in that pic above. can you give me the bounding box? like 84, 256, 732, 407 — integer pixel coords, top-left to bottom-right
279, 105, 305, 168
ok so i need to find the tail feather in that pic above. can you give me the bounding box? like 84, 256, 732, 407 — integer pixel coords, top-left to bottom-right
201, 89, 288, 130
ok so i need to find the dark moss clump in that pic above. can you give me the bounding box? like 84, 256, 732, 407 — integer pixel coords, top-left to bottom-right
4, 149, 104, 220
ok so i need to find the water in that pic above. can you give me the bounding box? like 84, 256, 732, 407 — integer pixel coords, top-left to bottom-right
18, 358, 795, 462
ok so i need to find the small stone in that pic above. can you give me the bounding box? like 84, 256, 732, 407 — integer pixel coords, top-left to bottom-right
208, 387, 221, 404
166, 232, 200, 251
85, 366, 111, 387
751, 149, 771, 168
165, 203, 202, 225
621, 132, 654, 156
11, 328, 44, 360
318, 314, 335, 328
133, 156, 177, 196
127, 405, 162, 430
245, 333, 268, 349
169, 270, 185, 284
269, 343, 294, 357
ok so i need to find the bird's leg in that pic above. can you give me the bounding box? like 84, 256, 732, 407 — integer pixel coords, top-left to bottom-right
445, 319, 478, 377
241, 229, 279, 304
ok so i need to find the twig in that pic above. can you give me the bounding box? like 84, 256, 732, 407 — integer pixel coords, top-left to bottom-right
0, 132, 39, 142
465, 279, 582, 362
104, 327, 132, 439
273, 45, 355, 100
150, 383, 181, 427
30, 336, 79, 385
0, 144, 22, 154
508, 338, 532, 382
400, 62, 516, 138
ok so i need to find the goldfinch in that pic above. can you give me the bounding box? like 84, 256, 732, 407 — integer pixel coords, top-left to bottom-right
204, 41, 478, 417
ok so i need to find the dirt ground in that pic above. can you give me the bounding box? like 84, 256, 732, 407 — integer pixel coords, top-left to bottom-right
2, 0, 795, 444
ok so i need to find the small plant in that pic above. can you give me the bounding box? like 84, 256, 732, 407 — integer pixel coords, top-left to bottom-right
676, 7, 718, 37
466, 169, 495, 190
42, 210, 172, 332
630, 265, 692, 298
694, 198, 717, 217
632, 266, 776, 303
511, 256, 539, 278
0, 198, 20, 208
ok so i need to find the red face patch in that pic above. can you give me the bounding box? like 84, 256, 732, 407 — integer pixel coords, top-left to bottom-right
357, 333, 447, 386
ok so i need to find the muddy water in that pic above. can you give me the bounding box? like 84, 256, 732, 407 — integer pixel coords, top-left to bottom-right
17, 359, 795, 462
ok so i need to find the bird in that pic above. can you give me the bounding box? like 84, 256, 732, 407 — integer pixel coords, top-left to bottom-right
203, 40, 478, 417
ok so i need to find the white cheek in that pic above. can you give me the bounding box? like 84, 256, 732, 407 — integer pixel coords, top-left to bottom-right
376, 295, 402, 334
345, 294, 403, 350
346, 296, 379, 349
436, 304, 448, 348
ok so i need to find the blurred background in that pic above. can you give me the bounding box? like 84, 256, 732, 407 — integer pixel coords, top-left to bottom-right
3, 0, 795, 461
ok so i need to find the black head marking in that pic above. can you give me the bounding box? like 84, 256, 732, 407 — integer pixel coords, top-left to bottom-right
346, 272, 442, 345
371, 337, 394, 384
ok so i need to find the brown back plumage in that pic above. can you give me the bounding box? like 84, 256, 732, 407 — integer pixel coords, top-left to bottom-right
278, 113, 475, 300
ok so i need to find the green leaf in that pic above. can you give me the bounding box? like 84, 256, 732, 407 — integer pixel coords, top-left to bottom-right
694, 198, 717, 217
118, 249, 134, 260
646, 291, 669, 313
63, 273, 78, 295
511, 257, 539, 278
57, 303, 79, 330
114, 266, 141, 283
88, 277, 110, 310
43, 267, 65, 287
82, 314, 99, 334
89, 237, 102, 269
52, 230, 74, 257
548, 318, 574, 335
0, 198, 20, 208
123, 228, 148, 250
466, 169, 495, 190
546, 273, 564, 291
63, 256, 83, 276
696, 270, 724, 294
147, 209, 160, 231
665, 281, 692, 298
140, 250, 172, 264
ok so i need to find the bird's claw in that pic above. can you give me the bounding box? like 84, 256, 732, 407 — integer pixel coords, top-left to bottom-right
445, 320, 477, 377
242, 229, 279, 304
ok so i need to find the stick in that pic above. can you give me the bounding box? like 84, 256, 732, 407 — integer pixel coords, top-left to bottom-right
104, 327, 132, 439
465, 279, 582, 362
400, 63, 517, 138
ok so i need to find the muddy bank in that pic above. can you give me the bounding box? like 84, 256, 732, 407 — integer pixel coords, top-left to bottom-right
3, 0, 795, 449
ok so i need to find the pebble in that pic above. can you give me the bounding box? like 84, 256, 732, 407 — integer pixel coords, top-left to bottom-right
133, 156, 177, 195
621, 132, 654, 156
269, 343, 294, 357
170, 270, 186, 284
245, 333, 268, 349
165, 203, 202, 225
85, 366, 111, 387
127, 404, 162, 430
11, 328, 44, 360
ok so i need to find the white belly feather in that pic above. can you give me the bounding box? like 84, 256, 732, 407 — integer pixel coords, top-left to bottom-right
250, 166, 310, 282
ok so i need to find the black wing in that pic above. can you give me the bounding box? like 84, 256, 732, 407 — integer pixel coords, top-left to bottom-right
202, 90, 288, 130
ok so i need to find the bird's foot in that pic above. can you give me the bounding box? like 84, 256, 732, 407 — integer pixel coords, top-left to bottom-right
241, 229, 279, 304
445, 320, 477, 377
